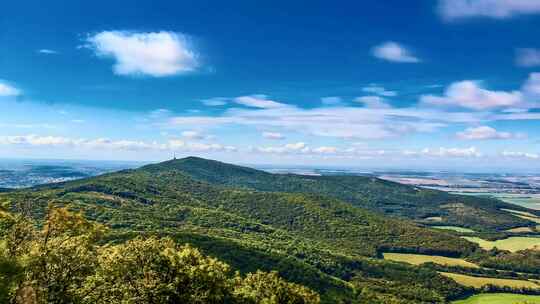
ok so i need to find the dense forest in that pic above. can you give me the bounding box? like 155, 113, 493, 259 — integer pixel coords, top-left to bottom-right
1, 157, 540, 303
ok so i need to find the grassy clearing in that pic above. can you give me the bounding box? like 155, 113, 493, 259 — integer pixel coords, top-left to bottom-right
501, 208, 539, 218
516, 214, 540, 224
501, 208, 540, 224
505, 226, 534, 233
432, 226, 475, 233
440, 272, 539, 289
453, 193, 540, 210
383, 253, 479, 268
424, 216, 443, 222
496, 195, 540, 210
452, 293, 540, 304
463, 236, 540, 252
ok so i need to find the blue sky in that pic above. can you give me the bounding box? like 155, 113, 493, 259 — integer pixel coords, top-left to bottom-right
1, 0, 540, 171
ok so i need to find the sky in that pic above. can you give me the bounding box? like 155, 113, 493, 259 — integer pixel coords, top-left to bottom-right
1, 0, 540, 171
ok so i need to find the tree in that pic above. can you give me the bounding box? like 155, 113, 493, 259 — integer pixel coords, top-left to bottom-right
81, 237, 235, 304
233, 271, 320, 304
1, 205, 320, 304
3, 205, 105, 304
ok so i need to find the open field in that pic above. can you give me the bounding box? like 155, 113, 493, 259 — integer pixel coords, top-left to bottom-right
506, 226, 535, 233
501, 209, 539, 218
452, 293, 540, 304
503, 208, 540, 224
383, 253, 479, 268
440, 272, 539, 289
516, 214, 540, 224
463, 236, 540, 252
457, 193, 540, 210
495, 195, 540, 210
424, 216, 443, 222
432, 226, 475, 233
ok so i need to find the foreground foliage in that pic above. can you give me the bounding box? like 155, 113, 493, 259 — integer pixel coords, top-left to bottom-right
0, 206, 319, 304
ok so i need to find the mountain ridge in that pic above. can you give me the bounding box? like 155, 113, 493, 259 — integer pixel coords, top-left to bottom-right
140, 157, 539, 232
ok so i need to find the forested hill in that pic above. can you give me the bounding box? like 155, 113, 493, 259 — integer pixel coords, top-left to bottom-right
141, 157, 539, 232
1, 157, 484, 303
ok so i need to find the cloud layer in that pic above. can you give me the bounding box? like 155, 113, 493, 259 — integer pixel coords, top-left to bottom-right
0, 134, 235, 153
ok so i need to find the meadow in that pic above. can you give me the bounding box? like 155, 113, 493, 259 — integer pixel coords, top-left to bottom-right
452, 293, 540, 304
383, 253, 479, 268
452, 193, 540, 211
440, 272, 539, 289
432, 226, 475, 233
505, 226, 534, 233
495, 195, 540, 210
501, 208, 539, 218
463, 236, 540, 252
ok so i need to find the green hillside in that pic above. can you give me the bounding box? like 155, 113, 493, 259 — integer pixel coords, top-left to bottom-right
2, 157, 540, 303
0, 158, 484, 303
142, 157, 538, 232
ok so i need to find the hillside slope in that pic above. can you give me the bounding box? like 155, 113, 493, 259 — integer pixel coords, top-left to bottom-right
141, 157, 537, 232
0, 159, 481, 303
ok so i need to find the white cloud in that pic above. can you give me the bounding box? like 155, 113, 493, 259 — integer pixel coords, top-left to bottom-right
522, 72, 540, 97
354, 96, 391, 109
516, 49, 540, 67
420, 81, 523, 110
85, 31, 198, 77
255, 143, 344, 156
233, 95, 288, 109
371, 42, 420, 63
285, 142, 307, 151
438, 0, 540, 20
38, 49, 58, 55
0, 81, 21, 97
181, 130, 204, 140
256, 142, 308, 154
321, 97, 343, 106
407, 147, 483, 158
253, 143, 390, 159
262, 132, 285, 140
0, 134, 236, 153
168, 139, 236, 152
361, 85, 397, 97
149, 108, 172, 119
456, 126, 523, 140
0, 135, 73, 146
312, 146, 338, 154
0, 123, 57, 129
201, 97, 228, 106
502, 151, 539, 159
